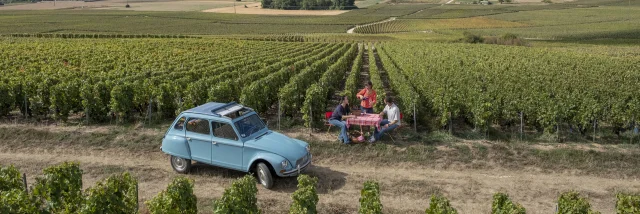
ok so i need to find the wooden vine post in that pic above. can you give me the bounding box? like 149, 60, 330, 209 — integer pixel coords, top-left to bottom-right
557, 119, 560, 142
520, 111, 524, 140
448, 111, 452, 135
413, 104, 416, 132
309, 104, 312, 136
22, 173, 27, 193
24, 92, 27, 119
593, 119, 597, 142
147, 98, 153, 124
85, 105, 89, 125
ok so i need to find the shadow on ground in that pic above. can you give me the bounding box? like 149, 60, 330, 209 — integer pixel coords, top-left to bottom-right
188, 162, 347, 194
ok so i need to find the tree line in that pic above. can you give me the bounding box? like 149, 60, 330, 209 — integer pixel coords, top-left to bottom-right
261, 0, 356, 10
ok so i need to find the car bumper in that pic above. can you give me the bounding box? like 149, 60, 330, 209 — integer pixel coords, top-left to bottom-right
281, 155, 312, 177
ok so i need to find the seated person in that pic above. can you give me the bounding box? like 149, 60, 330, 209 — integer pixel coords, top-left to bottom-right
370, 97, 400, 143
329, 96, 355, 144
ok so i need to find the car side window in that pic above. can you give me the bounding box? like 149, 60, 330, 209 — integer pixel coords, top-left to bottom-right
173, 117, 186, 131
211, 121, 238, 141
186, 118, 210, 135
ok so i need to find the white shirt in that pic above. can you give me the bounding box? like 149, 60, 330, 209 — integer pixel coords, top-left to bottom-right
383, 104, 401, 126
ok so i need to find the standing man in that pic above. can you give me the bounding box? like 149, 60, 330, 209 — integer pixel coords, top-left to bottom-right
329, 96, 356, 144
356, 81, 377, 114
370, 97, 400, 143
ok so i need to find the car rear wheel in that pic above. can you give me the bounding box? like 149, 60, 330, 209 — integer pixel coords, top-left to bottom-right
170, 155, 191, 174
256, 163, 273, 189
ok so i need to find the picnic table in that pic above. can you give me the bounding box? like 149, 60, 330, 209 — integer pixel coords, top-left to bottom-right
346, 113, 382, 133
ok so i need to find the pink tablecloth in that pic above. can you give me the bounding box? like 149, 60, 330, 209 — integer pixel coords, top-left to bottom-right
346, 114, 382, 131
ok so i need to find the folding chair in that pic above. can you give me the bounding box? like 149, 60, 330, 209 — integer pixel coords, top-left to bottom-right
325, 112, 334, 133
386, 113, 403, 143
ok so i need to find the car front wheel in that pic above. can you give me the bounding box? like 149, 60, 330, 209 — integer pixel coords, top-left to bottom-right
256, 163, 274, 189
170, 155, 191, 174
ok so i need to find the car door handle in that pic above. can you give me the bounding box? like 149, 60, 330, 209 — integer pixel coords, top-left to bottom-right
212, 141, 217, 145
186, 137, 191, 141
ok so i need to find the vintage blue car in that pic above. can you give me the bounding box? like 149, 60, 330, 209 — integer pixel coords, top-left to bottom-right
160, 102, 312, 189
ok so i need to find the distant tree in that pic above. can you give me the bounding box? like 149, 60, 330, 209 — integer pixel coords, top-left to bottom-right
262, 0, 352, 10
330, 0, 342, 9
261, 0, 273, 8
300, 0, 310, 9
347, 0, 355, 7
272, 0, 284, 8
462, 31, 484, 43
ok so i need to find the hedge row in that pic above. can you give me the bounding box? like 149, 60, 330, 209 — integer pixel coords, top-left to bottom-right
2, 164, 640, 213
1, 33, 198, 39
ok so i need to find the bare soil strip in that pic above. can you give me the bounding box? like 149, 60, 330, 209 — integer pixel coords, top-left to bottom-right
1, 124, 639, 213
371, 45, 396, 101
1, 148, 638, 213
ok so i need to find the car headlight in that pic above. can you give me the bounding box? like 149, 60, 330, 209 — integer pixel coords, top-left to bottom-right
281, 160, 289, 169
306, 145, 310, 153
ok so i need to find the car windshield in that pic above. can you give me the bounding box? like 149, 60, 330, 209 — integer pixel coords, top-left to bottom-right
234, 114, 266, 138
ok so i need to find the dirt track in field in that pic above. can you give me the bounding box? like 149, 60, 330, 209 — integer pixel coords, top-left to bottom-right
2, 142, 638, 214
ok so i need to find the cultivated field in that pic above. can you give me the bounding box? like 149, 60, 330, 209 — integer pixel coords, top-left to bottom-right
0, 0, 241, 11
203, 3, 350, 15
1, 0, 639, 213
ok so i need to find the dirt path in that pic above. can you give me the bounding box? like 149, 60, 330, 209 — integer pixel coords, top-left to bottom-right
2, 145, 638, 213
347, 17, 397, 34
371, 45, 396, 101
327, 44, 362, 111
360, 44, 371, 87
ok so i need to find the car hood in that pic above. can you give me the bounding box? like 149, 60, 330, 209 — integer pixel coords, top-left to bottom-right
246, 131, 308, 163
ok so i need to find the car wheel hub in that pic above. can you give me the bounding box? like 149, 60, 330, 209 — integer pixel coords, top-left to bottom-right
172, 157, 185, 170
258, 168, 267, 186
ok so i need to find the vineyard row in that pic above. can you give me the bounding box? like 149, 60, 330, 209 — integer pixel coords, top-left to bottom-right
1, 39, 639, 137
378, 42, 640, 134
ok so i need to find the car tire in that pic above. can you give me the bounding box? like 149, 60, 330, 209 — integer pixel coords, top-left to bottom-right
170, 155, 191, 174
256, 163, 274, 189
